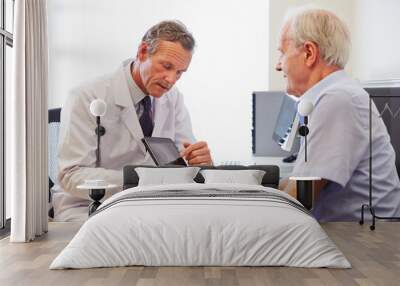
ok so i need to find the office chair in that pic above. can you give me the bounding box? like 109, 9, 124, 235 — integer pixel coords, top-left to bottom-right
48, 108, 61, 218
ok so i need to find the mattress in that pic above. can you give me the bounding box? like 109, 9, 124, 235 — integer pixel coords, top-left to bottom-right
50, 183, 350, 269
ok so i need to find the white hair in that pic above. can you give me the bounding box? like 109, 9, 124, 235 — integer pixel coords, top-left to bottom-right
283, 7, 351, 68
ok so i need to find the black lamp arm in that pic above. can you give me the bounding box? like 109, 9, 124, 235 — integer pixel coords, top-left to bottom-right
95, 116, 106, 167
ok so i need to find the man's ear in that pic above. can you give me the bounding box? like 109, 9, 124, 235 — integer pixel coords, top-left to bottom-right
303, 41, 319, 67
137, 42, 149, 61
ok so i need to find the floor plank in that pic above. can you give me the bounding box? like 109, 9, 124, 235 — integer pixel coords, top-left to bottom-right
0, 222, 399, 286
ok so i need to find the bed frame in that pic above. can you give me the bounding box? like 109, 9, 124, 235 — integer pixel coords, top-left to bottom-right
123, 165, 280, 190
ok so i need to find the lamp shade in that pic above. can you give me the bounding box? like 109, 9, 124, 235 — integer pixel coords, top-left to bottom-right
90, 99, 107, 117
298, 99, 314, 116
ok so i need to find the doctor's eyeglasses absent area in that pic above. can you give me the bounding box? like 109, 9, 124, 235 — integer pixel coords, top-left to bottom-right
0, 0, 15, 236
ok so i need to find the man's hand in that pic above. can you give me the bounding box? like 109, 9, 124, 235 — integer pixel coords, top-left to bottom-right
279, 178, 297, 198
180, 141, 213, 166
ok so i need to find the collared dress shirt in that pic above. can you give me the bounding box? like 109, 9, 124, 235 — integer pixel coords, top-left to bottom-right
292, 70, 400, 221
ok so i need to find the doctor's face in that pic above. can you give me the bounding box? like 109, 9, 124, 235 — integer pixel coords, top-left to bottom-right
275, 24, 310, 97
138, 40, 192, 97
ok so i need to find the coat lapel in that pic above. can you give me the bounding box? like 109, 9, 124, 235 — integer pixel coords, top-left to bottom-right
121, 108, 146, 153
110, 66, 146, 154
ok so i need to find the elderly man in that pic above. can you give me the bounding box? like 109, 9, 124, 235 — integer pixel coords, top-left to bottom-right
53, 20, 212, 221
276, 8, 400, 221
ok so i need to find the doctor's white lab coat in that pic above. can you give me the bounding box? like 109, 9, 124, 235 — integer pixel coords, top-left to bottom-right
52, 63, 195, 221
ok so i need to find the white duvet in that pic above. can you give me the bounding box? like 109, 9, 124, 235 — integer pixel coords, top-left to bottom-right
50, 183, 350, 269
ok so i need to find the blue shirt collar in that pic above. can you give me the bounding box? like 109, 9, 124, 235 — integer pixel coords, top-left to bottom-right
300, 70, 347, 106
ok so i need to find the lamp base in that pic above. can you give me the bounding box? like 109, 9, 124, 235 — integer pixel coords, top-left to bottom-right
88, 188, 105, 215
296, 180, 313, 210
290, 177, 320, 211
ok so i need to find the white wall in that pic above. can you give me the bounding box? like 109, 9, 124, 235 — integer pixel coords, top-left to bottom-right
268, 0, 400, 88
49, 1, 399, 163
268, 0, 356, 91
352, 0, 400, 82
48, 0, 269, 163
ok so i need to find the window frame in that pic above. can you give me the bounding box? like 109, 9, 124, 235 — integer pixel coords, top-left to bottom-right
0, 0, 13, 233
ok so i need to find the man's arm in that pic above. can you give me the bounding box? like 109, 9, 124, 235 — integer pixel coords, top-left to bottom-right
280, 92, 368, 207
57, 89, 122, 199
279, 177, 328, 200
59, 166, 122, 199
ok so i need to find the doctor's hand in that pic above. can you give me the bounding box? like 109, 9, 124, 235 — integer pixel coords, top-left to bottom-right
180, 141, 213, 166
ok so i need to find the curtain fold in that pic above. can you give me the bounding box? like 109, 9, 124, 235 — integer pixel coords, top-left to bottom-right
9, 0, 49, 242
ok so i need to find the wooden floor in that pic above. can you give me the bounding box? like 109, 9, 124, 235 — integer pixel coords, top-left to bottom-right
0, 222, 399, 286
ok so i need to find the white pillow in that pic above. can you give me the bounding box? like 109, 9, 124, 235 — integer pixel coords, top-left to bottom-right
200, 169, 266, 185
136, 167, 200, 186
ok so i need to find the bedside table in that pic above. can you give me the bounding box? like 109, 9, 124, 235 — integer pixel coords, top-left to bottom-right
289, 176, 321, 210
77, 182, 118, 215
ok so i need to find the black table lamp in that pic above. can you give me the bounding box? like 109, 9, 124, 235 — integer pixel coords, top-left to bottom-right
293, 99, 318, 210
88, 99, 107, 215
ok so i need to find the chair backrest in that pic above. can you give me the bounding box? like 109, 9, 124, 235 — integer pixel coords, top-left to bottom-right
48, 108, 61, 190
366, 87, 400, 179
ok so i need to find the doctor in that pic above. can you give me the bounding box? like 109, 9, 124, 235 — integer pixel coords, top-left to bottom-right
53, 20, 213, 221
276, 8, 400, 221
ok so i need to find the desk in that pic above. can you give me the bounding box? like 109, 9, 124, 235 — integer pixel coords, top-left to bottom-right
218, 156, 295, 179
252, 156, 295, 178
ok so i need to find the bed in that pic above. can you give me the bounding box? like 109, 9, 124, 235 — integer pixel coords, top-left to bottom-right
50, 165, 350, 269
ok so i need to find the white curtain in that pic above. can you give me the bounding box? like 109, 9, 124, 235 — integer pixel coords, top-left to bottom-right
9, 0, 49, 242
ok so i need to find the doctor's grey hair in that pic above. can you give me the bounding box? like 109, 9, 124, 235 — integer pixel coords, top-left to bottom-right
283, 7, 351, 69
142, 20, 195, 54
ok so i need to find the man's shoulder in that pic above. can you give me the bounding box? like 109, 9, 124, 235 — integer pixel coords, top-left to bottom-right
325, 75, 368, 100
318, 75, 369, 111
314, 76, 370, 129
70, 69, 121, 97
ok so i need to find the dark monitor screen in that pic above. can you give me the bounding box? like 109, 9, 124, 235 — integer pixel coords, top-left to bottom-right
272, 94, 298, 149
365, 86, 400, 177
252, 91, 300, 156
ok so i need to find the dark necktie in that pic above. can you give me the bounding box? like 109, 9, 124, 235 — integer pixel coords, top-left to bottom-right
139, 96, 154, 137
